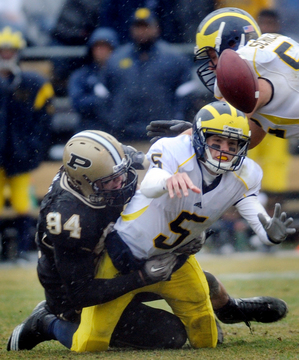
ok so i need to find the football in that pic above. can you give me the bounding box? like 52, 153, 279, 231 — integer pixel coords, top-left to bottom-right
216, 49, 259, 113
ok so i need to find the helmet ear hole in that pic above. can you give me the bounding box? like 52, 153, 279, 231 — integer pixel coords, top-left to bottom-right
228, 39, 237, 47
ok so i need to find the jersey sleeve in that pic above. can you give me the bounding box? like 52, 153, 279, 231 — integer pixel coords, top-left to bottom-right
141, 137, 184, 198
235, 157, 263, 198
235, 195, 273, 246
234, 158, 274, 245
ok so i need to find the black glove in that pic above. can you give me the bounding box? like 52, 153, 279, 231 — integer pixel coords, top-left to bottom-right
258, 203, 296, 244
146, 120, 192, 144
175, 233, 205, 256
175, 229, 214, 255
140, 253, 178, 284
122, 144, 147, 170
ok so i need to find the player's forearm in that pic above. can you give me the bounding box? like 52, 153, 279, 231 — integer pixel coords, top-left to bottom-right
67, 272, 147, 308
140, 167, 171, 198
56, 249, 147, 308
235, 195, 274, 245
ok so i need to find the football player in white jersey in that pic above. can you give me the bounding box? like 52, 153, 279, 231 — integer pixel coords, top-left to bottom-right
147, 7, 294, 192
194, 7, 299, 148
71, 101, 295, 352
149, 7, 299, 150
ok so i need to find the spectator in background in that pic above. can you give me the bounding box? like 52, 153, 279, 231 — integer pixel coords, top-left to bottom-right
102, 8, 192, 142
99, 0, 215, 44
0, 26, 54, 261
68, 27, 119, 133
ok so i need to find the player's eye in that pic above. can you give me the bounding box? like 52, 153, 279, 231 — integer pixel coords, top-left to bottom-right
229, 146, 237, 153
210, 144, 221, 150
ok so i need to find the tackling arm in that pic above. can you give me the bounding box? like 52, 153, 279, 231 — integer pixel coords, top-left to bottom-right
54, 241, 177, 309
146, 120, 192, 144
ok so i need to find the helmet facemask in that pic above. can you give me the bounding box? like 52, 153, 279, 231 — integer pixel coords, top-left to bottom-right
194, 46, 219, 93
199, 128, 249, 174
90, 157, 137, 206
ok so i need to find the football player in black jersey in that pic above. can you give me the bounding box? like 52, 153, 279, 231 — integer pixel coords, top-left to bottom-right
7, 130, 287, 352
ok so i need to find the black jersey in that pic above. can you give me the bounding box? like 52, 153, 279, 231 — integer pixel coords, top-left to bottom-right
36, 168, 145, 321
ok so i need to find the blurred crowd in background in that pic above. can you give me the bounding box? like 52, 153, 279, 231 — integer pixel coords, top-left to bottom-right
0, 0, 299, 262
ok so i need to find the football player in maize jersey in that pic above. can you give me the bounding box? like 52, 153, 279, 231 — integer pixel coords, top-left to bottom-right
8, 127, 289, 352
71, 102, 295, 352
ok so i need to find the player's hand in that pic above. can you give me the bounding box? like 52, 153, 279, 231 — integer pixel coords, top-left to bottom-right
141, 253, 178, 284
166, 172, 201, 198
175, 233, 206, 255
146, 120, 192, 144
258, 203, 296, 244
175, 229, 214, 255
122, 145, 148, 170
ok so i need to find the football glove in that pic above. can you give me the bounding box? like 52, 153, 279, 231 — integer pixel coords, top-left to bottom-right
122, 145, 148, 170
140, 253, 178, 284
146, 120, 192, 144
258, 203, 296, 244
175, 229, 214, 255
175, 237, 204, 256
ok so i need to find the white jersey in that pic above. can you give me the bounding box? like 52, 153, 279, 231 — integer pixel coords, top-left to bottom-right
236, 33, 299, 139
114, 135, 271, 259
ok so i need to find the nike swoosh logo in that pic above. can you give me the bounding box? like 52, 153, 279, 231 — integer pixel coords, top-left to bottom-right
151, 265, 164, 273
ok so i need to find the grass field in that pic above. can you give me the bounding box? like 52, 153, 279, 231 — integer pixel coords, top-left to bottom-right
1, 250, 299, 360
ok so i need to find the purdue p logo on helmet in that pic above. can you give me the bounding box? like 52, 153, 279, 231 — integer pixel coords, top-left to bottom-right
63, 130, 137, 206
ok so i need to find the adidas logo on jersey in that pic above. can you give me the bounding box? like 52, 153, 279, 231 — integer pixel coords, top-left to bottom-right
194, 202, 202, 208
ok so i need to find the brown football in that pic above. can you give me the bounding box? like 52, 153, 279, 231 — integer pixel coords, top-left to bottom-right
216, 49, 259, 113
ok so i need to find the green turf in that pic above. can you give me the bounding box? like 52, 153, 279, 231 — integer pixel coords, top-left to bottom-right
1, 251, 299, 359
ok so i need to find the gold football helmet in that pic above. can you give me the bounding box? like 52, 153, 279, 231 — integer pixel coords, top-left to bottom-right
63, 130, 137, 206
192, 101, 251, 174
